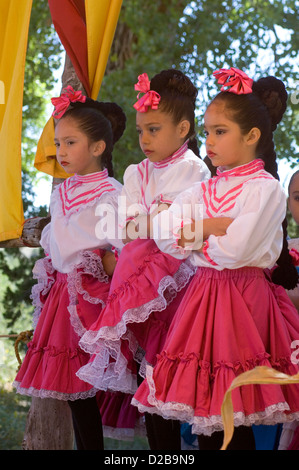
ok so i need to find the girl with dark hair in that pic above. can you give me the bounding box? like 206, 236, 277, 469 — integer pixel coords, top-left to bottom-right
77, 69, 220, 449
13, 87, 126, 450
132, 68, 299, 450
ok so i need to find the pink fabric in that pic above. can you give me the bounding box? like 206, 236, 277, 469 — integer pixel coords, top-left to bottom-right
14, 250, 143, 436
51, 85, 86, 118
133, 267, 299, 436
14, 251, 109, 399
133, 73, 161, 112
77, 239, 196, 390
97, 390, 145, 440
287, 425, 299, 450
14, 269, 97, 400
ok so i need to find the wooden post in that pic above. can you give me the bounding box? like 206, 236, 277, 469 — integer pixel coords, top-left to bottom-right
22, 397, 74, 450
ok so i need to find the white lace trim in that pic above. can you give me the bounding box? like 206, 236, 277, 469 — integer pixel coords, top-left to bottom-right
13, 381, 98, 401
30, 257, 56, 328
131, 365, 299, 436
76, 347, 138, 395
77, 258, 196, 392
67, 250, 109, 338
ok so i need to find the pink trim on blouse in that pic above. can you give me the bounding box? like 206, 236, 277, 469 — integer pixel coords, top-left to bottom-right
202, 241, 218, 266
216, 158, 265, 178
136, 141, 189, 213
200, 159, 274, 265
59, 169, 115, 215
153, 141, 189, 169
202, 159, 272, 218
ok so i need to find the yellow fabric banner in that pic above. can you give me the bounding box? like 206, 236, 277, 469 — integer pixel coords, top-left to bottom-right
34, 0, 123, 178
86, 0, 123, 100
0, 0, 33, 242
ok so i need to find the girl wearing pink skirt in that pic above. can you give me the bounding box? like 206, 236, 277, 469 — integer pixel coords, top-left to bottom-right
13, 88, 132, 449
133, 68, 299, 450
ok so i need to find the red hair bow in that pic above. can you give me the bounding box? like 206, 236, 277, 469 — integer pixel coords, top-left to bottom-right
133, 73, 161, 112
51, 86, 86, 119
213, 67, 253, 95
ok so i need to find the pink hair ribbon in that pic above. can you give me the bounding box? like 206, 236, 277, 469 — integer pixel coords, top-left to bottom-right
133, 73, 161, 112
213, 67, 253, 95
51, 85, 87, 119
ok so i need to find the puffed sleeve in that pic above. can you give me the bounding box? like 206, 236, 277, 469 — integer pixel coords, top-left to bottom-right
203, 179, 286, 269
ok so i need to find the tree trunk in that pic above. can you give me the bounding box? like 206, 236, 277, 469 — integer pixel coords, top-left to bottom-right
22, 397, 74, 450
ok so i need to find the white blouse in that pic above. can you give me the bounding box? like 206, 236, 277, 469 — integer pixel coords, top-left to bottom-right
154, 159, 287, 270
40, 169, 123, 273
119, 142, 211, 229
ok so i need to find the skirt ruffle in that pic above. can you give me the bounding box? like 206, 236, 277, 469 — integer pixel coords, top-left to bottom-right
132, 267, 299, 436
77, 239, 196, 393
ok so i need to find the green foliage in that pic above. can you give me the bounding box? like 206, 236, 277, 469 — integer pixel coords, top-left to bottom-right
0, 389, 31, 450
98, 0, 299, 181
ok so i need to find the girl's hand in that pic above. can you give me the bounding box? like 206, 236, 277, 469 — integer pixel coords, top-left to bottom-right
102, 251, 117, 276
123, 203, 170, 243
178, 217, 234, 250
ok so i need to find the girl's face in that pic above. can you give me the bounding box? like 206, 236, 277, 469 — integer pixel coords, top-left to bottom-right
204, 101, 259, 170
54, 117, 104, 175
136, 108, 190, 162
288, 172, 299, 225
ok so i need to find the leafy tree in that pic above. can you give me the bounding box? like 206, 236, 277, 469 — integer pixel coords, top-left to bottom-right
100, 0, 299, 179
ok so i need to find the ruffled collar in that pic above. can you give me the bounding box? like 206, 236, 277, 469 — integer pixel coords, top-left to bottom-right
153, 140, 189, 168
73, 168, 109, 183
216, 159, 265, 178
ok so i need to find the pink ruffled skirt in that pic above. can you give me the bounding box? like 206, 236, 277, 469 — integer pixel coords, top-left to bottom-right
13, 250, 144, 438
13, 250, 110, 400
132, 267, 299, 436
77, 239, 196, 393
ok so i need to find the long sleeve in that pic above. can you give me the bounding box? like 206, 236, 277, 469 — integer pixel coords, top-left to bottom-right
119, 149, 210, 229
41, 177, 123, 273
203, 179, 285, 269
154, 177, 286, 270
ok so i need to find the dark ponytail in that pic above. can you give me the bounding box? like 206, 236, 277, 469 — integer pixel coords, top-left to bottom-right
253, 77, 298, 290
61, 99, 126, 177
210, 76, 298, 290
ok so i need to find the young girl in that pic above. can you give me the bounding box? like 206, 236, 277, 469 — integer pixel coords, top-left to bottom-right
132, 67, 299, 450
13, 86, 126, 450
77, 69, 218, 449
